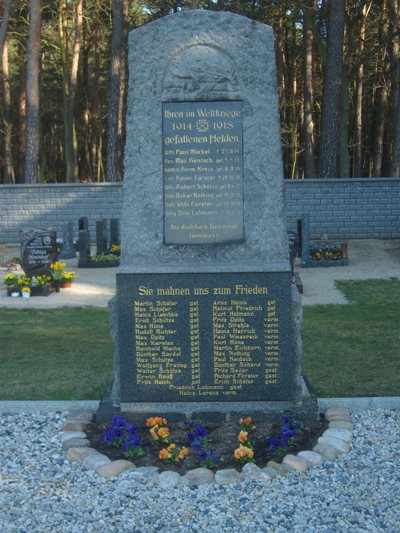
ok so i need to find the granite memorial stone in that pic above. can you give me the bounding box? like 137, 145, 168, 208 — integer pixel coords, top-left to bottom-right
20, 228, 58, 276
96, 220, 107, 255
59, 221, 76, 259
111, 10, 304, 413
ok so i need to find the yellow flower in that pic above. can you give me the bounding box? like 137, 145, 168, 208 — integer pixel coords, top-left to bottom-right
167, 443, 176, 451
150, 428, 158, 441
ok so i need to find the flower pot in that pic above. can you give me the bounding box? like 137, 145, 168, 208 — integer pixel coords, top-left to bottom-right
22, 291, 31, 299
54, 280, 61, 293
7, 287, 21, 297
61, 282, 72, 288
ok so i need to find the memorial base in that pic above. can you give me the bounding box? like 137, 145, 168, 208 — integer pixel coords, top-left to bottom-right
96, 378, 318, 425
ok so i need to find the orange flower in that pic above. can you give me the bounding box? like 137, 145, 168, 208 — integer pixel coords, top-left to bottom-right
178, 447, 189, 459
239, 430, 248, 443
157, 427, 170, 438
153, 416, 165, 425
146, 417, 155, 427
241, 446, 254, 459
159, 449, 171, 460
150, 428, 158, 441
243, 417, 252, 426
234, 447, 244, 459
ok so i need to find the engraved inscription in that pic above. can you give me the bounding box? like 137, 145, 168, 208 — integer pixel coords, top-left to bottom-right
163, 101, 244, 244
129, 274, 290, 402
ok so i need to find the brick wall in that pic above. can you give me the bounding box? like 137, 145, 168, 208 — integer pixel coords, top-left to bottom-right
0, 179, 399, 243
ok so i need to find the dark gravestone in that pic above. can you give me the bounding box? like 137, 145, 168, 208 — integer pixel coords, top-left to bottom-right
59, 221, 76, 259
96, 220, 107, 255
110, 219, 120, 245
78, 229, 91, 267
110, 11, 309, 416
20, 228, 58, 276
301, 214, 311, 266
79, 217, 88, 231
287, 230, 298, 275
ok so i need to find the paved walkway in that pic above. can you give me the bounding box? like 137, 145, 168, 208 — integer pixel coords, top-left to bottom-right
0, 239, 399, 308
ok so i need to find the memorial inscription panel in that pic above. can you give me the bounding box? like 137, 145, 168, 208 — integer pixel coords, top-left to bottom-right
162, 101, 244, 244
118, 272, 294, 402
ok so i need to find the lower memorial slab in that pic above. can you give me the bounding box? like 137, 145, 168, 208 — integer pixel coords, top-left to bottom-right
117, 271, 295, 404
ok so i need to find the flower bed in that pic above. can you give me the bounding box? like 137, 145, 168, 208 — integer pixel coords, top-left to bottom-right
85, 412, 326, 475
302, 243, 349, 268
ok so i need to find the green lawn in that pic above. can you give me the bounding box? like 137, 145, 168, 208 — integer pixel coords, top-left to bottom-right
0, 278, 399, 400
302, 278, 400, 397
0, 307, 113, 400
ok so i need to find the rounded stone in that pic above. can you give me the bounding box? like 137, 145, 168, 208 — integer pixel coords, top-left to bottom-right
267, 460, 289, 476
297, 450, 324, 466
325, 407, 351, 421
185, 467, 215, 486
66, 447, 99, 462
59, 431, 87, 443
318, 436, 351, 454
82, 453, 111, 470
313, 442, 339, 460
328, 420, 354, 431
62, 438, 90, 451
282, 454, 308, 472
97, 460, 135, 478
158, 471, 182, 488
241, 462, 270, 481
261, 466, 278, 479
325, 414, 353, 424
323, 428, 353, 443
61, 421, 87, 432
215, 469, 243, 485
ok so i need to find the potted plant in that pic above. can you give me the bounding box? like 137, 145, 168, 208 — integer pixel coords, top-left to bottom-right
31, 275, 53, 296
50, 261, 66, 292
21, 287, 31, 299
3, 273, 20, 296
61, 271, 75, 288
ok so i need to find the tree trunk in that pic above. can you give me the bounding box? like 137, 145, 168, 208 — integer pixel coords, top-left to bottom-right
25, 0, 41, 184
353, 3, 369, 177
372, 1, 390, 177
339, 63, 350, 178
318, 0, 345, 178
106, 0, 126, 182
18, 39, 26, 183
390, 0, 400, 176
68, 0, 83, 181
303, 0, 316, 178
1, 37, 15, 183
0, 0, 13, 63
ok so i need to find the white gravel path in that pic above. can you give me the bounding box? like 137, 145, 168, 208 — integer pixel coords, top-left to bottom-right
0, 409, 399, 532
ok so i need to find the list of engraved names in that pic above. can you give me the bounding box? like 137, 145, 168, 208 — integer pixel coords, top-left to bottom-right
162, 101, 244, 244
132, 281, 281, 400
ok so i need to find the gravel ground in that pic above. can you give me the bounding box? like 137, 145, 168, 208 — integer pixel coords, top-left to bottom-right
0, 409, 399, 532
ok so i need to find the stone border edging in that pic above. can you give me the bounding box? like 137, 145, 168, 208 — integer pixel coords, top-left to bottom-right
59, 406, 355, 488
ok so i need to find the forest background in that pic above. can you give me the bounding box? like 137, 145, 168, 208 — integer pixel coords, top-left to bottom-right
0, 0, 399, 185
